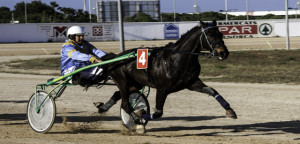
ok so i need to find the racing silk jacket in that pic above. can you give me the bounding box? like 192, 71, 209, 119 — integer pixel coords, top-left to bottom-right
60, 39, 106, 75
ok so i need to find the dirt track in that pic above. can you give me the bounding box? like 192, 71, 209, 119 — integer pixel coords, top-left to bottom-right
0, 39, 300, 144
0, 73, 299, 144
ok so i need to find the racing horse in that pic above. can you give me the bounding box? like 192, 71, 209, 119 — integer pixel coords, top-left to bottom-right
99, 20, 237, 133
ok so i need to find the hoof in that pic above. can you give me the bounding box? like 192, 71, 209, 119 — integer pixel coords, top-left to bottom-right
93, 102, 104, 108
93, 102, 107, 113
135, 109, 146, 118
136, 124, 145, 134
98, 108, 107, 113
226, 108, 237, 119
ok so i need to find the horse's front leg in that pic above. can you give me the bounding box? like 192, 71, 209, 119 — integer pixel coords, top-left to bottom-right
111, 74, 142, 125
188, 79, 237, 119
118, 87, 142, 124
142, 89, 168, 121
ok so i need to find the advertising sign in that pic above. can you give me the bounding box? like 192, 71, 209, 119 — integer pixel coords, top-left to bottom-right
38, 23, 114, 42
217, 21, 274, 38
164, 23, 180, 39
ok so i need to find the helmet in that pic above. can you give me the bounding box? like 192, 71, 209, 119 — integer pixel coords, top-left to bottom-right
67, 26, 84, 36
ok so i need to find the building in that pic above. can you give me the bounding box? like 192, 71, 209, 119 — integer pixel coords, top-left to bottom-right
96, 0, 160, 22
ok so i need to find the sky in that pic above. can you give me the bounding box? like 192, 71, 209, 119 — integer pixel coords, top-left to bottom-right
0, 0, 299, 14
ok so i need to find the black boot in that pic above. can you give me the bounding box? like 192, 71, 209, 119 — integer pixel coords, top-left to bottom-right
94, 91, 121, 113
94, 98, 117, 113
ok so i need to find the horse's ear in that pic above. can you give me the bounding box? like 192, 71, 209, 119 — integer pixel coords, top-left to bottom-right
199, 20, 207, 27
212, 20, 217, 26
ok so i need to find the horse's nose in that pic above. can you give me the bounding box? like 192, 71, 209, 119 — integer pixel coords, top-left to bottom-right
217, 52, 225, 60
216, 48, 229, 60
219, 51, 225, 57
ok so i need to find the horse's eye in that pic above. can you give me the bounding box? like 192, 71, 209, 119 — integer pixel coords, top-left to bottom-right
207, 30, 213, 34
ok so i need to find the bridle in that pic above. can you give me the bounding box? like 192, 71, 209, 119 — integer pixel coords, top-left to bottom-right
199, 26, 224, 57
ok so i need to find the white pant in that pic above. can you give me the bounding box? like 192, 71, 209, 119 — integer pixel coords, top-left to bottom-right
63, 66, 103, 80
80, 67, 103, 80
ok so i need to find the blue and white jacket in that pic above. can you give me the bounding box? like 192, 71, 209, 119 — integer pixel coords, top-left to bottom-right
60, 39, 106, 75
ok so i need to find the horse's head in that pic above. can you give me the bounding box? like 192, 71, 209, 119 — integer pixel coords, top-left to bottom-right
199, 20, 229, 60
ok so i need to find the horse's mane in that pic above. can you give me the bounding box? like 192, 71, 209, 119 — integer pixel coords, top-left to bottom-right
168, 21, 216, 48
127, 25, 203, 57
173, 25, 201, 46
101, 23, 209, 61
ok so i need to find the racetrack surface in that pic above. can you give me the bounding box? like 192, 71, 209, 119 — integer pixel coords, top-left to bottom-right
0, 39, 300, 144
0, 73, 299, 144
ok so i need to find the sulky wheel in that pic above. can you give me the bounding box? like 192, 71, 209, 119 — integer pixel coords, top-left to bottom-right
27, 91, 56, 133
120, 92, 150, 129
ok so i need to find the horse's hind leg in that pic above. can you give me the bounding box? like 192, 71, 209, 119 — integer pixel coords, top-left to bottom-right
188, 79, 237, 119
95, 84, 142, 113
114, 83, 143, 126
115, 82, 146, 133
95, 91, 121, 113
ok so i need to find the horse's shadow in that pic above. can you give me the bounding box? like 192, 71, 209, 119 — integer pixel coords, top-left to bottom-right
0, 100, 28, 104
1, 112, 299, 139
148, 120, 300, 139
158, 116, 224, 121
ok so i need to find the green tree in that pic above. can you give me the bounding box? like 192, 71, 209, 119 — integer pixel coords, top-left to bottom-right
0, 6, 11, 23
13, 1, 55, 23
13, 2, 26, 23
230, 15, 247, 20
161, 13, 175, 22
5, 1, 96, 23
125, 13, 157, 22
59, 8, 96, 22
255, 14, 284, 19
176, 13, 199, 21
162, 12, 227, 22
199, 12, 225, 21
50, 1, 59, 8
59, 7, 76, 22
49, 1, 60, 22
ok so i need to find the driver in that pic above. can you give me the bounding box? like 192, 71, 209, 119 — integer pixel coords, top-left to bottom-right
61, 26, 107, 85
61, 25, 120, 113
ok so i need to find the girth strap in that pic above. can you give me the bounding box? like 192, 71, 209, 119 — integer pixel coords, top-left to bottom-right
143, 69, 155, 85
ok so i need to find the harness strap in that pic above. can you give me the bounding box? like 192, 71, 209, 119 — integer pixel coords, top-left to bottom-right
143, 69, 155, 85
64, 40, 94, 55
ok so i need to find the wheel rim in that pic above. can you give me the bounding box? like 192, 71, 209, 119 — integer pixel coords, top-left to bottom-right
27, 91, 55, 133
120, 92, 149, 129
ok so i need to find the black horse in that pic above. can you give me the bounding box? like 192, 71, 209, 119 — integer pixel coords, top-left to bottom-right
97, 21, 237, 133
